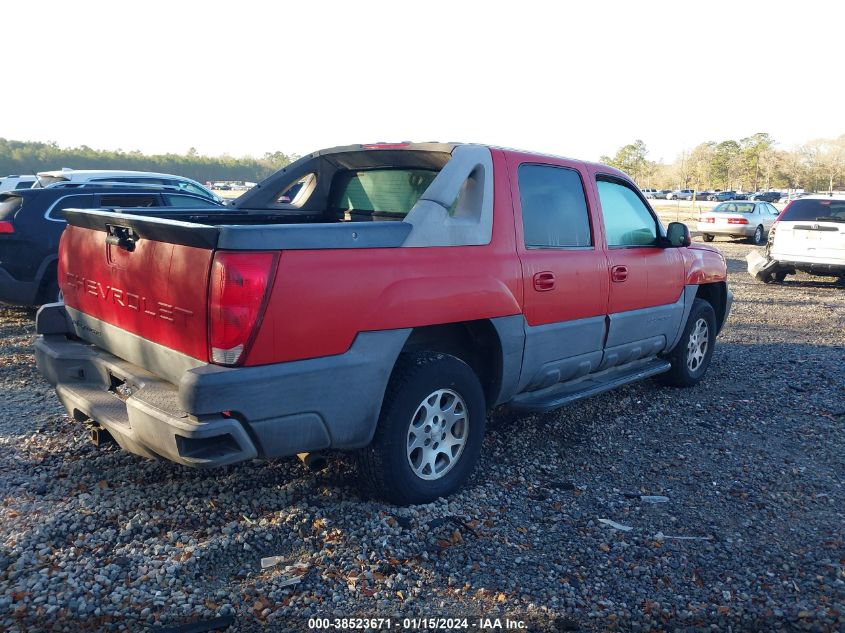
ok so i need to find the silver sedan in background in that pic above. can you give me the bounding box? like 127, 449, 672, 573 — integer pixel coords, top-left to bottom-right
697, 201, 781, 245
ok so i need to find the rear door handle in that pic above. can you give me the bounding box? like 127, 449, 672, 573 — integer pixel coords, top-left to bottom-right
532, 271, 556, 292
611, 265, 628, 283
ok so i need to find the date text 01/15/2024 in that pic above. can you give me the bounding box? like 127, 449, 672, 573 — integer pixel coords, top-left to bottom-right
307, 617, 528, 630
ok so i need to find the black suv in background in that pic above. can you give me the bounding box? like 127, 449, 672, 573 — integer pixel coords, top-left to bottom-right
748, 191, 782, 203
0, 185, 224, 305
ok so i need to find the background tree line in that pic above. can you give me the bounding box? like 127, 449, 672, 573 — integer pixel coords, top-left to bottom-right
0, 139, 299, 183
600, 133, 845, 193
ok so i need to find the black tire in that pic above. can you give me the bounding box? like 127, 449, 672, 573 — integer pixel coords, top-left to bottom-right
774, 271, 788, 283
37, 266, 62, 305
708, 196, 717, 201
357, 352, 486, 505
659, 298, 717, 388
752, 225, 766, 245
702, 233, 715, 242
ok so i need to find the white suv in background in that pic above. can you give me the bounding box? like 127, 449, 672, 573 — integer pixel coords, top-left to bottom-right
766, 195, 845, 282
0, 175, 37, 192
35, 169, 222, 203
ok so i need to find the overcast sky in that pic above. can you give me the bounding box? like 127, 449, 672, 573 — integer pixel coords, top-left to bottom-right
3, 0, 842, 162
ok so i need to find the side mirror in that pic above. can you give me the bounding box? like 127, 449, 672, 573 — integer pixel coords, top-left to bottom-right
666, 222, 691, 247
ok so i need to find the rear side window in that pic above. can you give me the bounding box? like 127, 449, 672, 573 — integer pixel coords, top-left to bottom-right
331, 169, 437, 217
46, 194, 94, 221
163, 194, 215, 208
518, 164, 592, 248
276, 173, 317, 206
781, 199, 845, 222
13, 181, 34, 190
98, 195, 159, 208
596, 179, 659, 246
0, 195, 24, 220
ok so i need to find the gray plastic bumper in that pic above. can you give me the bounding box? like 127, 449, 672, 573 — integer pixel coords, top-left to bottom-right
34, 304, 410, 467
35, 333, 258, 467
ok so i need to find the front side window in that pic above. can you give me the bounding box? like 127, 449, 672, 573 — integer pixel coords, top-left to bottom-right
596, 179, 659, 247
518, 164, 592, 248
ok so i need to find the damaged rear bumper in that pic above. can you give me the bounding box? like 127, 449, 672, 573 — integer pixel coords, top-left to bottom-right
747, 251, 845, 281
746, 250, 782, 282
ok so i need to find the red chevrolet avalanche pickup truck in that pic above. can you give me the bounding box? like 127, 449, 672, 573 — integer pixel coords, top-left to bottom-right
35, 142, 732, 504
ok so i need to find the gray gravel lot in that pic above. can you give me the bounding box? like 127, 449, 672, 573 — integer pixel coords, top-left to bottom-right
0, 238, 843, 632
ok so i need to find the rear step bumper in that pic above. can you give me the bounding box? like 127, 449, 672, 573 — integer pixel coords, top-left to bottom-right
34, 304, 411, 468
35, 332, 258, 467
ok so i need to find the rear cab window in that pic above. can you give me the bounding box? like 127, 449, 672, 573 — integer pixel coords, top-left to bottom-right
596, 178, 660, 246
330, 170, 437, 220
517, 164, 593, 248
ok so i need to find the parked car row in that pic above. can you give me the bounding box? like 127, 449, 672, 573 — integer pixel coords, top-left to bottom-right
640, 188, 815, 203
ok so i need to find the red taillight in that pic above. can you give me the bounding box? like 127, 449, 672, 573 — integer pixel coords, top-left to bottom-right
727, 218, 749, 225
703, 217, 715, 223
208, 251, 278, 366
0, 221, 14, 234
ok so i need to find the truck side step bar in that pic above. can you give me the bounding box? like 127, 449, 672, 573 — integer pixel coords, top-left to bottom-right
509, 358, 672, 413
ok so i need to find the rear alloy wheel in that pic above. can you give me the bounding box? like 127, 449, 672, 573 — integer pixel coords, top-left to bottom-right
357, 352, 486, 505
659, 298, 717, 388
752, 224, 766, 245
702, 234, 715, 242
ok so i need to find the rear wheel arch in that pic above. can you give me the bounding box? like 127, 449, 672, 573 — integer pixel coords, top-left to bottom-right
398, 320, 503, 410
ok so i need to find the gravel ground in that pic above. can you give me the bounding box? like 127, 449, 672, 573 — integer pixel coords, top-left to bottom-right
0, 238, 843, 632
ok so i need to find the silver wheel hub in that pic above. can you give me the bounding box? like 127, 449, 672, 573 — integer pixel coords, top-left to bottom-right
686, 317, 709, 372
406, 389, 468, 481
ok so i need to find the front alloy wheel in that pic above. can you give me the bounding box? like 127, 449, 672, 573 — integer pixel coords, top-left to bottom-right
686, 317, 709, 372
659, 298, 717, 387
406, 389, 468, 480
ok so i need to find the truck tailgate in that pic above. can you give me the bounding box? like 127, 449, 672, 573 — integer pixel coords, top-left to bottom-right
59, 215, 215, 363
